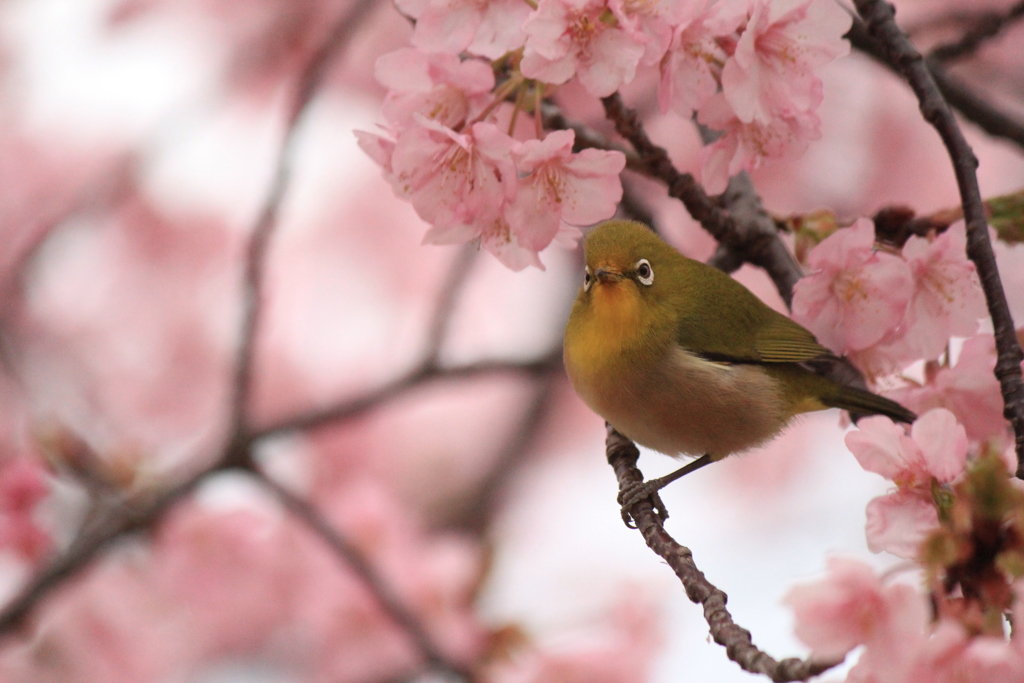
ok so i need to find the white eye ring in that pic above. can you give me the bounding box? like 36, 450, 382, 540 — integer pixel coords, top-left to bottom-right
635, 259, 653, 286
583, 266, 593, 292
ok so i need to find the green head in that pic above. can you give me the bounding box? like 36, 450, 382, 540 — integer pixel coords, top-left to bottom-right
578, 220, 689, 308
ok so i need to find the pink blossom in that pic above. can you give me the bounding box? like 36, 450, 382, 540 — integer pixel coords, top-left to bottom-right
389, 118, 518, 238
396, 0, 530, 58
521, 0, 647, 97
487, 592, 662, 683
376, 48, 496, 131
698, 94, 821, 193
792, 218, 914, 355
887, 335, 1009, 448
614, 0, 691, 66
722, 0, 851, 124
864, 490, 939, 558
896, 221, 987, 362
846, 408, 968, 558
507, 129, 626, 263
657, 0, 737, 117
910, 621, 1024, 683
785, 557, 926, 666
0, 457, 51, 564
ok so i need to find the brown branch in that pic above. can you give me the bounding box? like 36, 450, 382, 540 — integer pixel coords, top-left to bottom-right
848, 21, 1024, 150
251, 470, 478, 682
442, 372, 561, 533
0, 6, 477, 680
228, 0, 383, 437
0, 472, 206, 635
600, 93, 803, 306
423, 246, 477, 361
606, 426, 842, 682
853, 0, 1024, 475
929, 1, 1024, 62
252, 351, 564, 441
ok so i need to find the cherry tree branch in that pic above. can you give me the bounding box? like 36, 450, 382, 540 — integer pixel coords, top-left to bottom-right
228, 0, 383, 437
848, 20, 1024, 150
0, 475, 204, 635
600, 93, 803, 306
442, 372, 561, 533
0, 3, 487, 679
252, 351, 563, 441
852, 0, 1024, 475
607, 427, 842, 682
250, 469, 479, 682
928, 1, 1024, 62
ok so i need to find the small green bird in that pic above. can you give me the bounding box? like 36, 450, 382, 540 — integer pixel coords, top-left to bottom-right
563, 220, 915, 502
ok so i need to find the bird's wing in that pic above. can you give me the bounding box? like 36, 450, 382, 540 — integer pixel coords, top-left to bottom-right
672, 257, 833, 364
675, 301, 832, 364
753, 316, 834, 363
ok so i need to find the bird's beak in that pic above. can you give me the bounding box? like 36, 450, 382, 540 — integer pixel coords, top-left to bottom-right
594, 266, 624, 284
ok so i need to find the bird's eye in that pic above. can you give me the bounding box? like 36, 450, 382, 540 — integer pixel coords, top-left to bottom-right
635, 259, 653, 286
583, 266, 592, 292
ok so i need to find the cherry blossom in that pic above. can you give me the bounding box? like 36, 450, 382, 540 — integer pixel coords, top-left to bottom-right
785, 557, 927, 666
791, 218, 914, 357
657, 1, 737, 118
395, 0, 530, 59
0, 457, 51, 564
886, 334, 1009, 448
487, 593, 662, 683
389, 119, 518, 241
721, 0, 851, 125
895, 221, 987, 363
507, 129, 626, 260
521, 0, 647, 97
698, 94, 821, 193
846, 408, 968, 558
376, 48, 496, 131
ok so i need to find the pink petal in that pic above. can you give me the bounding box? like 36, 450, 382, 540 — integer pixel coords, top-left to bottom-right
910, 408, 968, 483
865, 491, 938, 559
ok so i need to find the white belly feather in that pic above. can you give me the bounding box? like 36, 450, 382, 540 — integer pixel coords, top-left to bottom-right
582, 347, 790, 459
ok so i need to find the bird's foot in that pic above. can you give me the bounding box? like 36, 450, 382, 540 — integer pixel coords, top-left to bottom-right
617, 480, 669, 527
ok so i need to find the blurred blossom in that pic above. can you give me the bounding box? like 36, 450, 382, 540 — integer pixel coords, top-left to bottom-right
0, 477, 487, 682
108, 0, 357, 96
486, 593, 662, 683
785, 557, 926, 663
0, 457, 51, 564
846, 408, 968, 558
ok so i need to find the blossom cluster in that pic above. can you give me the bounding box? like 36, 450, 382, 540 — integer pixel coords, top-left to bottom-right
788, 432, 1024, 682
360, 0, 853, 268
787, 558, 1024, 683
845, 408, 969, 559
792, 219, 988, 378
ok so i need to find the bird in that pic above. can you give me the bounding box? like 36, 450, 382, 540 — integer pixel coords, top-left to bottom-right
562, 219, 916, 514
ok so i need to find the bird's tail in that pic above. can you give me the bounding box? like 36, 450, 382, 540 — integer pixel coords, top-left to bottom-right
822, 385, 917, 424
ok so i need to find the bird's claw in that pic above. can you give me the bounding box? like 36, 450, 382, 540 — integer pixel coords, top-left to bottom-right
617, 480, 668, 527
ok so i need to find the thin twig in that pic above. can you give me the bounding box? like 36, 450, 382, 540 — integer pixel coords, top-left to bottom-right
228, 0, 383, 437
443, 372, 561, 533
251, 470, 478, 682
252, 351, 564, 441
600, 94, 803, 306
423, 246, 477, 362
929, 1, 1024, 62
606, 427, 842, 682
848, 20, 1024, 150
0, 474, 207, 634
853, 0, 1024, 475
